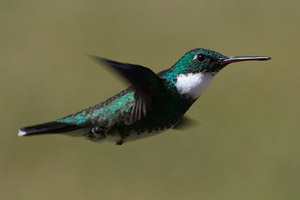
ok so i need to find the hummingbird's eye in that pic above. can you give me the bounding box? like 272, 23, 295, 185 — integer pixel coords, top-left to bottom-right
196, 54, 206, 63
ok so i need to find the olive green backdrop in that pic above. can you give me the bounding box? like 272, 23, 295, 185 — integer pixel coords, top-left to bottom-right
1, 0, 299, 199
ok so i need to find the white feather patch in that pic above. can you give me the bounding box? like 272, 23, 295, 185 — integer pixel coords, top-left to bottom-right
175, 73, 215, 99
18, 130, 27, 136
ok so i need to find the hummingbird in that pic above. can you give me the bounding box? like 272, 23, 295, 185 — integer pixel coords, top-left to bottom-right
18, 48, 271, 145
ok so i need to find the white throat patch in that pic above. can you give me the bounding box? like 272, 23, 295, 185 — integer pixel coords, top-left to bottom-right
175, 73, 215, 99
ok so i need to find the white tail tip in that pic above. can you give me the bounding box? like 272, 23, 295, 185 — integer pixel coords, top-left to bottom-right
18, 130, 27, 136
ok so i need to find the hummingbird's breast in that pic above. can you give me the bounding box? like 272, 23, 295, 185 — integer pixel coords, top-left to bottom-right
108, 86, 194, 143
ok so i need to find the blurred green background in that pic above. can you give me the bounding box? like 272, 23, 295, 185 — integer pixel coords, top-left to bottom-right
1, 0, 300, 199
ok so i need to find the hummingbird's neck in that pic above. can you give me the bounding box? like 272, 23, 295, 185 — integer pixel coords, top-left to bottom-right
174, 72, 215, 99
159, 69, 216, 99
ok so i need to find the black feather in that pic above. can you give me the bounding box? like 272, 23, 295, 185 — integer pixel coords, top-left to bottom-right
19, 121, 81, 136
88, 55, 165, 123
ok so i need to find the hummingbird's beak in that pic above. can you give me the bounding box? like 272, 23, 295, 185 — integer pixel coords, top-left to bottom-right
221, 56, 271, 64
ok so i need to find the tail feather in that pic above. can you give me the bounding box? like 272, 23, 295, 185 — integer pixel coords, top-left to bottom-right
18, 121, 81, 136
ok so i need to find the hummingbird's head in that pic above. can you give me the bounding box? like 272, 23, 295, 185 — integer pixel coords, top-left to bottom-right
164, 48, 271, 99
172, 48, 271, 75
177, 48, 227, 74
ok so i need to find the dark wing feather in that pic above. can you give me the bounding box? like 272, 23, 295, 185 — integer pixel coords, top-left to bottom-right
88, 55, 164, 123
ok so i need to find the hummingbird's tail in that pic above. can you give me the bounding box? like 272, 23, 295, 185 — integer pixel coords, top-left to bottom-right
18, 121, 81, 136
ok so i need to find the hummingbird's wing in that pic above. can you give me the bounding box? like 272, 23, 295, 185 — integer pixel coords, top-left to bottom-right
88, 56, 165, 123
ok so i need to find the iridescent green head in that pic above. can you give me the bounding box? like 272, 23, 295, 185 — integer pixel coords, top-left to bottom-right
169, 48, 270, 75
159, 48, 270, 99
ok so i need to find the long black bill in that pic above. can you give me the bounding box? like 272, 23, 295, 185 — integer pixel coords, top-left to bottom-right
222, 56, 271, 64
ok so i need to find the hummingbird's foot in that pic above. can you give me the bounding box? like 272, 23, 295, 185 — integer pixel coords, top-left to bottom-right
173, 116, 198, 130
116, 140, 124, 145
88, 126, 106, 141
